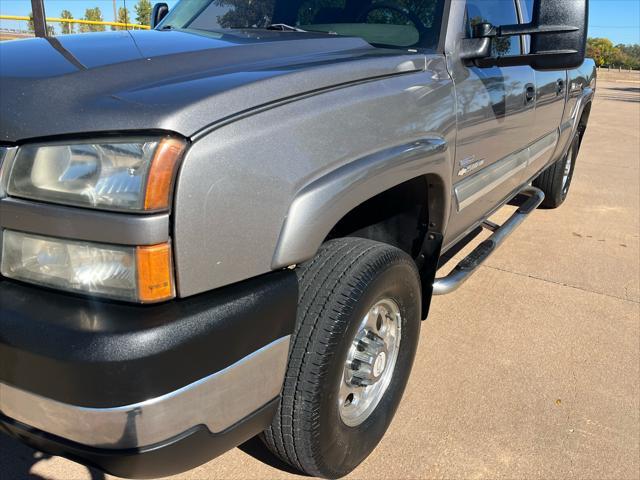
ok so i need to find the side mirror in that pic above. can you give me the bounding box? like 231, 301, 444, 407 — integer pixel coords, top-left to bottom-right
151, 3, 169, 29
529, 0, 588, 69
462, 0, 588, 70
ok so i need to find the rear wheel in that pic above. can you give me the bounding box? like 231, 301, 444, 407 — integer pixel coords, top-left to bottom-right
262, 238, 421, 478
533, 131, 581, 209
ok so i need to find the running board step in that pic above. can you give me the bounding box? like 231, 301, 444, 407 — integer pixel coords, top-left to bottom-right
433, 186, 545, 296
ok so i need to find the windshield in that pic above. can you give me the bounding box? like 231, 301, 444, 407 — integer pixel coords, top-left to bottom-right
158, 0, 446, 50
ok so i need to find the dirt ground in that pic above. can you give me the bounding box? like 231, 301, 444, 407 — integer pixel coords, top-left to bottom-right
1, 80, 639, 480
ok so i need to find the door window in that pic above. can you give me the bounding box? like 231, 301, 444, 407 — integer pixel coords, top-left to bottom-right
465, 0, 521, 56
521, 0, 534, 21
519, 0, 534, 52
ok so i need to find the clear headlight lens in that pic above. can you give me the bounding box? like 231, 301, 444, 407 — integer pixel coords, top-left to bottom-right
1, 230, 174, 303
6, 137, 185, 212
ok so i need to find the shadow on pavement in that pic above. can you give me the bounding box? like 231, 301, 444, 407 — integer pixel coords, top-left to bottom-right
608, 86, 640, 93
597, 85, 640, 103
597, 94, 640, 103
238, 437, 309, 476
0, 434, 105, 480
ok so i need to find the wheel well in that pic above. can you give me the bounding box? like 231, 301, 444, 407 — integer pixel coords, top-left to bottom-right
326, 176, 429, 259
324, 175, 445, 320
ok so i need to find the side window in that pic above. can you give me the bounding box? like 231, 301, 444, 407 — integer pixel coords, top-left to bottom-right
519, 0, 534, 53
521, 0, 534, 22
466, 0, 521, 56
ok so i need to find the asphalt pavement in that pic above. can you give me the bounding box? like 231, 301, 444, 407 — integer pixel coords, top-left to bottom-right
1, 80, 638, 480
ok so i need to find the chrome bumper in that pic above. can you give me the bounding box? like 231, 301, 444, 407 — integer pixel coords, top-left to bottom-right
0, 336, 289, 449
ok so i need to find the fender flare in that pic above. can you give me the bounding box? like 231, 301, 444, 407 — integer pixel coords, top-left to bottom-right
576, 88, 594, 132
553, 85, 594, 165
574, 87, 595, 130
271, 137, 452, 269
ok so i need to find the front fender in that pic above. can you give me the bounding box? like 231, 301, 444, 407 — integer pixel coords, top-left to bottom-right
173, 58, 455, 298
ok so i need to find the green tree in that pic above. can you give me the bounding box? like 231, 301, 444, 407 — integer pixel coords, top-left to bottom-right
586, 38, 640, 69
79, 7, 105, 33
60, 10, 75, 34
214, 0, 275, 28
587, 38, 617, 67
591, 38, 613, 66
27, 12, 55, 36
617, 44, 640, 69
113, 7, 132, 30
619, 44, 640, 60
135, 0, 153, 26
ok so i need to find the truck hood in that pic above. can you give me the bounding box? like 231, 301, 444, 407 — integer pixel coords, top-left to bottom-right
0, 29, 424, 142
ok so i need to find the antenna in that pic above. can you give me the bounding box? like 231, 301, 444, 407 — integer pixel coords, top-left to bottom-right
30, 0, 47, 37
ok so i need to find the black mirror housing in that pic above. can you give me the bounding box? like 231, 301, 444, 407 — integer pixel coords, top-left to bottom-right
464, 0, 588, 71
529, 0, 588, 70
151, 3, 170, 29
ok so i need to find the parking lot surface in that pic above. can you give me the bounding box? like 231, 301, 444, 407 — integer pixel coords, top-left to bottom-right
2, 80, 639, 480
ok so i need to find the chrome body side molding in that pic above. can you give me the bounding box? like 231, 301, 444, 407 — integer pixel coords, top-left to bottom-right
528, 130, 559, 169
455, 132, 558, 211
455, 149, 529, 211
0, 336, 290, 449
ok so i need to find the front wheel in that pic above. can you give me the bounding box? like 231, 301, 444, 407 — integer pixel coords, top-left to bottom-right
533, 131, 581, 209
262, 238, 422, 478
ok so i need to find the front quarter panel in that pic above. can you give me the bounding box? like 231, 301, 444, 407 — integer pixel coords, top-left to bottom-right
174, 57, 456, 297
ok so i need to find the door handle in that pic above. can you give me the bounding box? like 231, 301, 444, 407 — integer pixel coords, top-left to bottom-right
525, 84, 535, 103
556, 79, 565, 95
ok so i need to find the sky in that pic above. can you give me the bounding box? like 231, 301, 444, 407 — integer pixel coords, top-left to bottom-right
0, 0, 639, 45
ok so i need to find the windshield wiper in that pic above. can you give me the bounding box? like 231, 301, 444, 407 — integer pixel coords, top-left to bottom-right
266, 24, 307, 33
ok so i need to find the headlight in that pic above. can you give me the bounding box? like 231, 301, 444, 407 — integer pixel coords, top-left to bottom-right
6, 137, 185, 212
1, 230, 174, 303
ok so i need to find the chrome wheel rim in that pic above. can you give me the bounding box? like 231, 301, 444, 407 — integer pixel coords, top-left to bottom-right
339, 298, 402, 427
562, 146, 574, 193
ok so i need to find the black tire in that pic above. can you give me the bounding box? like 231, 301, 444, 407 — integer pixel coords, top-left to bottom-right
533, 131, 581, 209
262, 238, 422, 478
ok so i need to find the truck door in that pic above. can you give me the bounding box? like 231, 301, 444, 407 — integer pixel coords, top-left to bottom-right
443, 0, 536, 248
519, 0, 568, 176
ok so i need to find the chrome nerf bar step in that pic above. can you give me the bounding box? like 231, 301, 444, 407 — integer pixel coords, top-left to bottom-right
433, 186, 545, 296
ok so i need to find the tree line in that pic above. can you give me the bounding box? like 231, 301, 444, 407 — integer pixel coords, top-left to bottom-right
587, 38, 640, 70
28, 0, 153, 34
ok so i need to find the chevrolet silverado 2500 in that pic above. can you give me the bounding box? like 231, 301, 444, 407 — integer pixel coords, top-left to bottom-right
0, 0, 595, 478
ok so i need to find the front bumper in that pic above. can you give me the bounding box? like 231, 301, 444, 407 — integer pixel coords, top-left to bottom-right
0, 271, 297, 478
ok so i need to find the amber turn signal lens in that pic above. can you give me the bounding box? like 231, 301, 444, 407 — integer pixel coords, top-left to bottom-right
136, 243, 175, 303
144, 138, 186, 211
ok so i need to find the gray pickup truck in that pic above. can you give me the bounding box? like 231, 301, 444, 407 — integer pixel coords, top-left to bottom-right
0, 0, 595, 478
